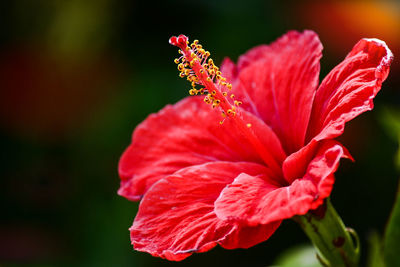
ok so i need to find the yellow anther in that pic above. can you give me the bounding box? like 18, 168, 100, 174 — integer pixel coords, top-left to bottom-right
206, 77, 212, 82
234, 100, 242, 106
222, 92, 227, 96
204, 97, 212, 104
230, 94, 235, 98
221, 112, 226, 118
179, 72, 185, 78
219, 120, 224, 125
185, 69, 191, 76
227, 84, 232, 90
212, 99, 221, 108
211, 90, 216, 96
174, 58, 180, 64
247, 123, 252, 128
227, 109, 236, 116
205, 51, 210, 57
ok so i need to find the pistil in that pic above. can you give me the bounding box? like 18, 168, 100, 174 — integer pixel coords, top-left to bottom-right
169, 35, 238, 122
169, 34, 282, 174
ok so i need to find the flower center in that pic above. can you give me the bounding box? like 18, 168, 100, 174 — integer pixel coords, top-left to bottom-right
169, 34, 282, 174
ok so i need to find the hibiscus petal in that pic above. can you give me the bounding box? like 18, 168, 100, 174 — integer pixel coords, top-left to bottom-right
130, 162, 281, 261
118, 96, 285, 201
215, 140, 347, 226
307, 38, 393, 142
282, 139, 353, 185
229, 30, 322, 153
220, 57, 238, 84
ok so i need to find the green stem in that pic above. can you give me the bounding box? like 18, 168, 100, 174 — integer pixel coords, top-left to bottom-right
294, 199, 360, 267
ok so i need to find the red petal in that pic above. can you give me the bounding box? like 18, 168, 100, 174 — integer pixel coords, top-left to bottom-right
282, 139, 353, 185
230, 30, 322, 153
282, 140, 319, 185
307, 38, 393, 142
130, 162, 281, 261
215, 140, 347, 225
220, 57, 238, 84
118, 96, 285, 201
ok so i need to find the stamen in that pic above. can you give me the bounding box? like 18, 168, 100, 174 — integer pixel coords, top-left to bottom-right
169, 34, 235, 119
169, 34, 282, 174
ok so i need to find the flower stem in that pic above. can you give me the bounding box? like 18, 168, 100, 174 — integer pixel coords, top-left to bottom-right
294, 199, 360, 267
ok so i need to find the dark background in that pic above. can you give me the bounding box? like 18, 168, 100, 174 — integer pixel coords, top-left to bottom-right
0, 1, 399, 266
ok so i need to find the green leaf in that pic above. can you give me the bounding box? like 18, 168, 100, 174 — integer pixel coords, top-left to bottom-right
383, 182, 400, 266
379, 107, 400, 142
367, 231, 384, 267
380, 107, 400, 265
273, 245, 322, 267
379, 108, 400, 170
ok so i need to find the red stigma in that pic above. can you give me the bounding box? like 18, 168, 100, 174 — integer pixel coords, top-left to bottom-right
169, 34, 189, 49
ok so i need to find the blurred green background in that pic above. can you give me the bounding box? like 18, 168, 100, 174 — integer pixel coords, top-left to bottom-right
0, 0, 399, 266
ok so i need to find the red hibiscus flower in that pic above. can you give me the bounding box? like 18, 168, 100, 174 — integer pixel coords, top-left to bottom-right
118, 31, 392, 261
